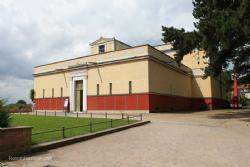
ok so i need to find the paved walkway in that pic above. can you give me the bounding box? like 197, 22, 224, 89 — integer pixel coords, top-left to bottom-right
5, 110, 250, 167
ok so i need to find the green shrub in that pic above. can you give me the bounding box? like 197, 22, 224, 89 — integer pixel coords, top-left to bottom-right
0, 98, 6, 108
0, 98, 11, 127
0, 110, 11, 127
241, 95, 250, 106
199, 104, 208, 110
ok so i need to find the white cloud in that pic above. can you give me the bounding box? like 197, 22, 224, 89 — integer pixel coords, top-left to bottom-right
0, 76, 33, 103
0, 0, 195, 103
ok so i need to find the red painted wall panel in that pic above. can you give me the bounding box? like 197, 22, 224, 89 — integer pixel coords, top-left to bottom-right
149, 94, 228, 111
47, 99, 51, 110
61, 98, 65, 110
34, 97, 68, 110
137, 94, 149, 110
105, 96, 115, 110
150, 94, 191, 111
87, 97, 96, 110
96, 97, 105, 110
35, 99, 39, 110
87, 94, 149, 111
34, 94, 228, 111
126, 95, 137, 110
115, 95, 125, 110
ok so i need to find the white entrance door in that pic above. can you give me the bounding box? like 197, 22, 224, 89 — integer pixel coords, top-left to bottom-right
70, 70, 87, 112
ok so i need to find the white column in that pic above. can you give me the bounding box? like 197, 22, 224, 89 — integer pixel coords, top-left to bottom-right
82, 75, 87, 111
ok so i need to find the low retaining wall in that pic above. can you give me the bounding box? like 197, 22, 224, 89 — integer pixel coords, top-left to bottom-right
0, 126, 32, 160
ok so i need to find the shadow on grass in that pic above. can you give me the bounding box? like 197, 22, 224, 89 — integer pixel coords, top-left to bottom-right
210, 111, 250, 120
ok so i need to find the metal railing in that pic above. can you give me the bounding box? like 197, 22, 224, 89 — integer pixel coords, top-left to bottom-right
31, 114, 143, 139
17, 110, 142, 121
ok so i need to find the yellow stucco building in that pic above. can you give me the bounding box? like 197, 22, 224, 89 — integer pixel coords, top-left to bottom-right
33, 37, 228, 113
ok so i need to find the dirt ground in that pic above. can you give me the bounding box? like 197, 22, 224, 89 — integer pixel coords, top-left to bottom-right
4, 109, 250, 167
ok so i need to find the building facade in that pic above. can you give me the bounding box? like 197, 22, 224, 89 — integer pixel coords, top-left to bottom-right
33, 37, 228, 113
238, 84, 250, 99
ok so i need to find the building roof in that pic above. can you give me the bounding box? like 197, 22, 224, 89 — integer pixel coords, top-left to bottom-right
239, 84, 250, 93
89, 37, 115, 46
238, 84, 250, 89
34, 36, 208, 78
34, 43, 195, 77
89, 37, 131, 47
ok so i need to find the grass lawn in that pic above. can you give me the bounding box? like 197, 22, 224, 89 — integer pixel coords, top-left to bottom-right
10, 114, 136, 144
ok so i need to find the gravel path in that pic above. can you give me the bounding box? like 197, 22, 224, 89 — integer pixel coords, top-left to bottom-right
5, 110, 250, 167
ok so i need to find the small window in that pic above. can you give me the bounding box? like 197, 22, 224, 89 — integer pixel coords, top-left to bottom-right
99, 45, 105, 54
97, 84, 100, 96
61, 87, 63, 97
75, 80, 83, 90
109, 83, 112, 95
52, 88, 54, 98
43, 89, 45, 98
129, 81, 132, 94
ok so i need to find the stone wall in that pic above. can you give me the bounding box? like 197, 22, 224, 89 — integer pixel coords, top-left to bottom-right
0, 126, 32, 160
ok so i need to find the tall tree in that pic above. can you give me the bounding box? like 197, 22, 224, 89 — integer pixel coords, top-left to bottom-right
162, 0, 250, 81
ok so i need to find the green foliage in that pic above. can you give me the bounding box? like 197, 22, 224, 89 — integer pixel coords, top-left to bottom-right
0, 98, 10, 127
241, 95, 250, 106
162, 0, 250, 80
5, 102, 32, 113
0, 110, 11, 128
162, 27, 201, 64
221, 70, 234, 94
0, 99, 32, 113
17, 99, 27, 105
239, 74, 250, 84
0, 98, 7, 108
30, 89, 35, 102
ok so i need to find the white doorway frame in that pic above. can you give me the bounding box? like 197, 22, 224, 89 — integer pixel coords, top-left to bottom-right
69, 70, 87, 112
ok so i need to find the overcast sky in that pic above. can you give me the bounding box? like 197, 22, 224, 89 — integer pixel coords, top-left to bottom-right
0, 0, 195, 103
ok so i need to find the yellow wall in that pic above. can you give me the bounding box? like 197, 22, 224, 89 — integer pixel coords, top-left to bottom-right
34, 59, 149, 98
34, 59, 214, 99
34, 43, 224, 100
154, 44, 209, 70
34, 45, 149, 75
191, 77, 212, 98
182, 51, 208, 69
149, 45, 213, 98
88, 60, 149, 95
149, 60, 192, 97
148, 46, 192, 73
34, 72, 70, 98
34, 60, 222, 100
90, 46, 98, 55
148, 59, 213, 98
